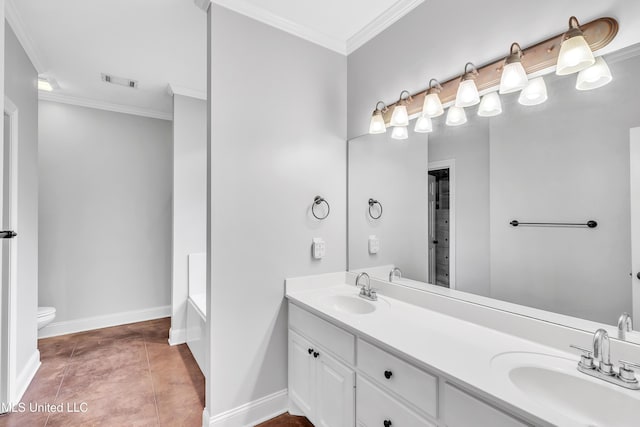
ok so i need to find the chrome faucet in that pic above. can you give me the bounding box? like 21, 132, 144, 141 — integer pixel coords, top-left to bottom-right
389, 267, 402, 282
570, 328, 640, 390
618, 312, 633, 340
355, 272, 377, 301
593, 329, 613, 375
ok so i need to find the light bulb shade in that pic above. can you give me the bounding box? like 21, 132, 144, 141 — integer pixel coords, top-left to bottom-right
446, 106, 467, 126
391, 126, 408, 140
390, 104, 409, 127
478, 92, 503, 117
576, 56, 612, 91
414, 115, 433, 133
556, 35, 595, 76
369, 110, 387, 134
422, 93, 444, 117
518, 77, 548, 106
455, 79, 480, 107
499, 61, 528, 94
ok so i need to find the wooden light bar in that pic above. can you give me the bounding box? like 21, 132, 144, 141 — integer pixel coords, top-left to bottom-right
381, 17, 619, 124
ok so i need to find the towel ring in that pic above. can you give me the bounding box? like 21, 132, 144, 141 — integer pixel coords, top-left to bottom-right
368, 198, 383, 219
312, 196, 330, 220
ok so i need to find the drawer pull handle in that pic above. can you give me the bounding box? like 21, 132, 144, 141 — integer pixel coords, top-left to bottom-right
383, 420, 392, 427
308, 348, 314, 355
384, 370, 393, 379
313, 352, 320, 358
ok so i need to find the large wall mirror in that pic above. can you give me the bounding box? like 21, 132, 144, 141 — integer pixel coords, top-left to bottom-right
348, 43, 640, 337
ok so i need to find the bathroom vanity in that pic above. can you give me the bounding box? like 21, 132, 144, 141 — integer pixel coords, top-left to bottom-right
286, 272, 640, 427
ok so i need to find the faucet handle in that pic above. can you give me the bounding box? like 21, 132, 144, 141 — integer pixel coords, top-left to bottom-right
618, 360, 640, 383
570, 345, 595, 369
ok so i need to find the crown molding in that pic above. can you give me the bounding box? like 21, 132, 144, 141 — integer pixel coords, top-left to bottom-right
346, 0, 424, 55
5, 0, 47, 73
194, 0, 211, 12
212, 0, 346, 55
38, 92, 173, 121
167, 84, 207, 101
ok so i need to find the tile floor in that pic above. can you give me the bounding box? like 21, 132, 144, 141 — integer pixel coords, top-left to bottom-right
0, 318, 204, 427
0, 318, 310, 427
256, 413, 313, 426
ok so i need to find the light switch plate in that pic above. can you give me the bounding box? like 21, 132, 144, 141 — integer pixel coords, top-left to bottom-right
368, 235, 379, 254
312, 237, 326, 259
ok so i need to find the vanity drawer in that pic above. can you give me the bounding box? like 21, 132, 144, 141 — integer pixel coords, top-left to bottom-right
289, 303, 355, 365
357, 377, 435, 427
357, 339, 438, 418
443, 383, 528, 427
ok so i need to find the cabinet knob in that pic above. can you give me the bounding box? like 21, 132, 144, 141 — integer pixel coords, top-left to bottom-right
384, 370, 393, 379
308, 348, 314, 355
313, 352, 320, 358
383, 420, 392, 427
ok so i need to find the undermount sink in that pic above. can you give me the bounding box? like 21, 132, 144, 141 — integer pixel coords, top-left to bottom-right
491, 352, 640, 427
320, 294, 385, 315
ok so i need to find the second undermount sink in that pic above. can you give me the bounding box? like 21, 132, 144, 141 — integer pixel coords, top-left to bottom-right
491, 352, 640, 427
320, 294, 386, 315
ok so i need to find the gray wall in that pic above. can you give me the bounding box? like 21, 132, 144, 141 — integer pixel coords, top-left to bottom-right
208, 4, 347, 416
489, 54, 640, 323
5, 22, 39, 383
171, 94, 206, 340
348, 131, 428, 282
429, 117, 490, 296
38, 101, 172, 323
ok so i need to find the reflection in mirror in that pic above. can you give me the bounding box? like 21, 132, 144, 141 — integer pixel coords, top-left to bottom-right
348, 43, 640, 333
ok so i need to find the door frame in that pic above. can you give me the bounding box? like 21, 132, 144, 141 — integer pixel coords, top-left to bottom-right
631, 127, 640, 327
1, 96, 19, 406
428, 159, 456, 289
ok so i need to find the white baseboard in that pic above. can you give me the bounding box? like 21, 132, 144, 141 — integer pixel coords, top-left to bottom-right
207, 389, 288, 427
38, 305, 171, 338
168, 327, 187, 345
13, 350, 40, 403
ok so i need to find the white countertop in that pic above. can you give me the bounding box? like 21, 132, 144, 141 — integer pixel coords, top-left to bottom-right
285, 274, 640, 427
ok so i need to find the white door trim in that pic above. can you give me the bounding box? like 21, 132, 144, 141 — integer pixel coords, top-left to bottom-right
3, 96, 19, 405
630, 128, 640, 328
428, 159, 456, 290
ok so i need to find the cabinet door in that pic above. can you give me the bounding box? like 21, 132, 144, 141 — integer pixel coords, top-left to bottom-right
289, 331, 316, 418
315, 350, 355, 427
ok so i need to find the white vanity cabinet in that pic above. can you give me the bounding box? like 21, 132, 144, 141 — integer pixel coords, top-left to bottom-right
288, 302, 530, 427
443, 383, 528, 427
289, 305, 356, 427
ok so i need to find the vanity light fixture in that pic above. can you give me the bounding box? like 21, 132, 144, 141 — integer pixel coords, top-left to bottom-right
455, 63, 480, 108
414, 114, 433, 133
390, 90, 412, 127
499, 43, 529, 94
369, 101, 388, 134
576, 56, 613, 90
422, 79, 444, 117
556, 16, 596, 76
518, 77, 548, 106
446, 106, 467, 126
366, 16, 618, 133
477, 92, 503, 117
391, 126, 409, 140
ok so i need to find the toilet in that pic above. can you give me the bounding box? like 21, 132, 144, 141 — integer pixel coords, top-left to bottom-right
37, 307, 56, 330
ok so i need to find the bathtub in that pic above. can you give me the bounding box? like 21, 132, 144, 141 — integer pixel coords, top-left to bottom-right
187, 253, 206, 376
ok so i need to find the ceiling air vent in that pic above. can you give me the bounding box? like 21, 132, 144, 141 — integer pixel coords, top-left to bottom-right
101, 73, 138, 89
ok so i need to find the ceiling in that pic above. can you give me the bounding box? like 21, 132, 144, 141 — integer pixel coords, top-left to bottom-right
7, 0, 423, 120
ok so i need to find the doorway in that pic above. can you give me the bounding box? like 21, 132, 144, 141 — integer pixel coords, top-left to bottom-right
428, 160, 456, 289
1, 98, 19, 409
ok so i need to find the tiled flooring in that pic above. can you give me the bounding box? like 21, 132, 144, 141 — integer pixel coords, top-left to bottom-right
0, 318, 204, 427
256, 413, 313, 426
